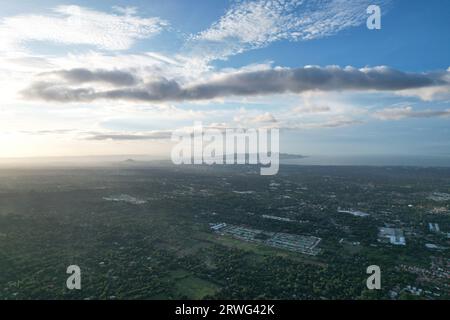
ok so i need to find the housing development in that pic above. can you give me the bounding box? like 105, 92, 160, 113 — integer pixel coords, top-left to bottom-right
210, 223, 322, 255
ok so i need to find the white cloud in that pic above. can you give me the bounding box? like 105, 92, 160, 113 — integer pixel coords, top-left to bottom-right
233, 111, 279, 127
191, 0, 390, 60
195, 0, 296, 45
395, 84, 450, 101
0, 5, 168, 52
296, 117, 364, 129
291, 95, 333, 114
373, 106, 450, 120
84, 130, 172, 141
292, 104, 331, 113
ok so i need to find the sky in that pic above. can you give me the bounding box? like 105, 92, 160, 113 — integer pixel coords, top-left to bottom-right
0, 0, 449, 160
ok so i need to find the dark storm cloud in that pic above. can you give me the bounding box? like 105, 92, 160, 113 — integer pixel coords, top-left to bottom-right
22, 66, 449, 103
42, 68, 138, 86
24, 81, 96, 102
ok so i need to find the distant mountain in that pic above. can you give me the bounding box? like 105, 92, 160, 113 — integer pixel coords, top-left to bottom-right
219, 153, 306, 159
279, 153, 307, 160
186, 153, 307, 163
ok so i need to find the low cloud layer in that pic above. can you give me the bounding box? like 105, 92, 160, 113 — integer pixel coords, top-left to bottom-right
85, 131, 172, 141
373, 106, 450, 120
22, 66, 449, 103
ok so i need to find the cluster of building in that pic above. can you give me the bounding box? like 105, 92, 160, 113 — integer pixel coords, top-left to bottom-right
428, 192, 450, 202
210, 223, 321, 256
265, 232, 321, 255
428, 223, 440, 233
261, 214, 294, 222
400, 263, 450, 281
103, 194, 147, 205
337, 208, 370, 217
426, 222, 449, 248
378, 227, 406, 246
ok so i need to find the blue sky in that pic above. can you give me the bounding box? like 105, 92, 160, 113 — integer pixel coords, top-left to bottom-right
0, 0, 449, 159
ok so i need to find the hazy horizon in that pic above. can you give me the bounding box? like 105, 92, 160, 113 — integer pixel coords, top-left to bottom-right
1, 153, 450, 168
